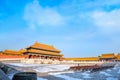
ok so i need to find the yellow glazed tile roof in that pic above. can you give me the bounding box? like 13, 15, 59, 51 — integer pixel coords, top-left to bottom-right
27, 49, 63, 56
29, 42, 60, 52
116, 53, 120, 60
4, 49, 23, 55
100, 53, 115, 58
64, 57, 99, 61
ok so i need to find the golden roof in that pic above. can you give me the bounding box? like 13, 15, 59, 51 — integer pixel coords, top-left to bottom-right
27, 49, 63, 56
100, 53, 115, 58
19, 49, 27, 52
0, 52, 3, 55
4, 49, 23, 55
64, 57, 99, 61
28, 42, 60, 52
116, 53, 120, 60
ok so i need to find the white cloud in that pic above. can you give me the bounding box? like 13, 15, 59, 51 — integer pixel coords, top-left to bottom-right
24, 0, 66, 29
92, 9, 120, 33
100, 0, 120, 5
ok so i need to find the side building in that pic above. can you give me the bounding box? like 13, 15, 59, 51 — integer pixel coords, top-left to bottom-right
64, 53, 119, 62
63, 57, 99, 62
99, 53, 116, 62
0, 49, 26, 59
116, 53, 120, 61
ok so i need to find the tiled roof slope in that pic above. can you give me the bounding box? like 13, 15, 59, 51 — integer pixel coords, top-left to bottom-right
100, 53, 115, 58
3, 49, 23, 55
28, 42, 60, 52
27, 49, 63, 56
116, 53, 120, 60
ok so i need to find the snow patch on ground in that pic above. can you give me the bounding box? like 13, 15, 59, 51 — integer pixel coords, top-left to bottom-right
49, 71, 74, 75
49, 71, 81, 80
7, 63, 41, 67
34, 65, 71, 73
106, 77, 118, 80
53, 74, 82, 80
34, 67, 54, 73
7, 63, 71, 73
107, 69, 111, 72
82, 72, 91, 78
8, 74, 14, 80
37, 77, 48, 80
113, 67, 117, 70
100, 71, 111, 76
117, 69, 120, 73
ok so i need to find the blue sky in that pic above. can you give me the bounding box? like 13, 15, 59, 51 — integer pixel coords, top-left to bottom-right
0, 0, 120, 57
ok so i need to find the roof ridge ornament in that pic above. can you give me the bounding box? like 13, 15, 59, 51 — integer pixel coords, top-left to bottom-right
35, 41, 39, 44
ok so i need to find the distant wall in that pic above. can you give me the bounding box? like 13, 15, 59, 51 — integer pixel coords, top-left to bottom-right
0, 54, 25, 58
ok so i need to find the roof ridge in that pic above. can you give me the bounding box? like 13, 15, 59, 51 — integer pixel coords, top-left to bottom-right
34, 42, 53, 46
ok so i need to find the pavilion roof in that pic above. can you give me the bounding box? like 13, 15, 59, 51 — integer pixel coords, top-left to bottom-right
28, 42, 60, 52
64, 57, 99, 61
100, 53, 115, 58
27, 49, 63, 56
3, 49, 23, 55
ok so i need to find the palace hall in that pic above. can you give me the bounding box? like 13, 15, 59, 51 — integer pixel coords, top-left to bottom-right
0, 42, 63, 61
0, 42, 120, 62
24, 42, 63, 60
